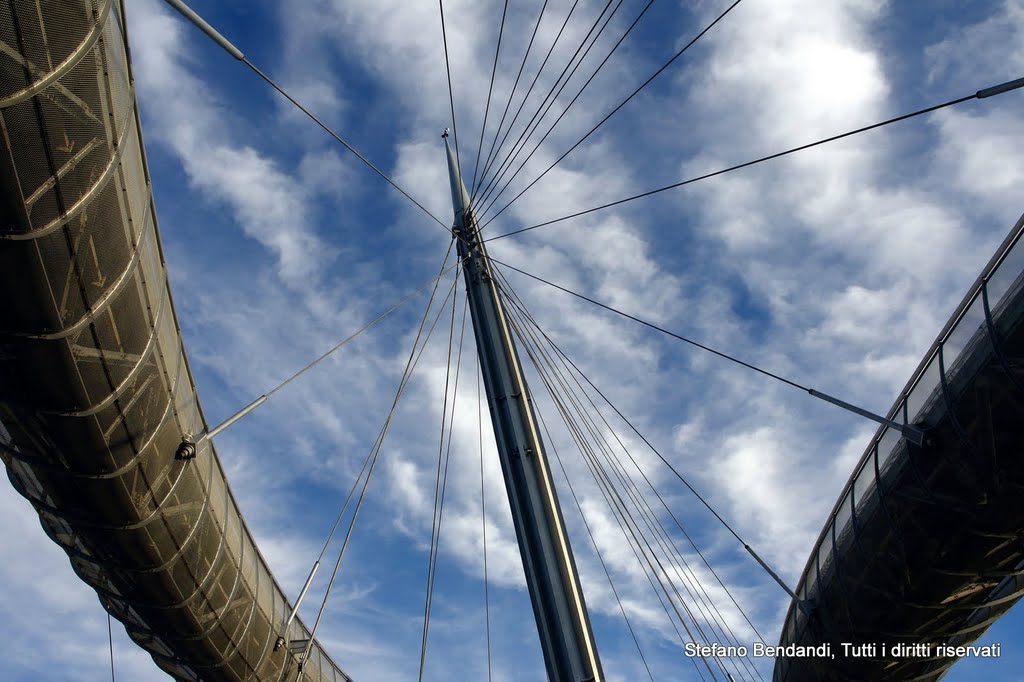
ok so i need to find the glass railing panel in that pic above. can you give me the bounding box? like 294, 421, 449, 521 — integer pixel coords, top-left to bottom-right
943, 294, 985, 373
834, 488, 853, 537
876, 426, 901, 473
852, 457, 876, 512
905, 356, 941, 421
986, 238, 1024, 305
818, 520, 834, 575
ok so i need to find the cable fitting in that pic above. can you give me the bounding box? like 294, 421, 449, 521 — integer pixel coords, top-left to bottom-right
175, 437, 197, 460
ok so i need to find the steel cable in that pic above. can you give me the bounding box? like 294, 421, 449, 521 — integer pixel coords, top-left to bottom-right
470, 0, 510, 194
299, 258, 462, 672
474, 0, 620, 211
485, 76, 1024, 236
477, 363, 494, 682
475, 0, 580, 195
473, 0, 550, 197
475, 0, 658, 226
497, 271, 765, 680
481, 0, 745, 228
418, 288, 469, 681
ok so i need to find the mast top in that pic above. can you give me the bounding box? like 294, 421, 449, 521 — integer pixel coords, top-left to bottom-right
444, 133, 471, 224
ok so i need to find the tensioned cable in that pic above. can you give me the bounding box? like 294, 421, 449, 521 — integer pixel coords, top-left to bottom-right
299, 262, 462, 673
470, 0, 510, 194
507, 289, 709, 680
498, 286, 703, 646
439, 0, 463, 179
298, 266, 461, 675
473, 0, 620, 211
284, 245, 456, 626
508, 309, 715, 681
480, 0, 745, 227
418, 287, 462, 678
474, 0, 657, 225
485, 75, 1024, 235
473, 0, 550, 197
504, 293, 752, 681
493, 248, 724, 667
419, 287, 469, 681
292, 252, 456, 666
277, 247, 457, 651
497, 274, 764, 680
504, 297, 740, 680
475, 0, 653, 219
494, 270, 767, 647
107, 611, 116, 682
534, 405, 655, 682
475, 0, 581, 197
182, 261, 461, 451
161, 0, 450, 233
489, 258, 802, 601
490, 256, 926, 446
477, 363, 493, 682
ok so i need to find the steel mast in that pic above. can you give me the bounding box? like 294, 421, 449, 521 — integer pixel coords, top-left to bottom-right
444, 134, 604, 682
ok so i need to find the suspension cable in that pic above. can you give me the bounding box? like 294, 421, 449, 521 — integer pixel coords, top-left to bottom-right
107, 611, 116, 682
176, 260, 461, 458
490, 259, 803, 606
485, 74, 1024, 235
439, 0, 462, 177
474, 0, 620, 211
477, 362, 493, 682
475, 0, 657, 226
161, 0, 450, 233
272, 246, 459, 654
536, 407, 655, 682
473, 0, 550, 197
506, 297, 743, 673
298, 261, 462, 673
475, 0, 579, 195
470, 0, 509, 193
506, 296, 738, 678
498, 272, 765, 679
419, 286, 469, 680
495, 270, 767, 643
489, 256, 925, 445
481, 0, 744, 227
508, 308, 716, 680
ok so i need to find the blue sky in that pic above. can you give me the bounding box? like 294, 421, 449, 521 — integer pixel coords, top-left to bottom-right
2, 0, 1024, 680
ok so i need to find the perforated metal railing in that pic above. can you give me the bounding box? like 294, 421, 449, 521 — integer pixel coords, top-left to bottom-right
775, 212, 1024, 681
0, 1, 351, 679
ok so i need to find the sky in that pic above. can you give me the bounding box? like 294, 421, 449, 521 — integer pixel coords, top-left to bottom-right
2, 0, 1024, 680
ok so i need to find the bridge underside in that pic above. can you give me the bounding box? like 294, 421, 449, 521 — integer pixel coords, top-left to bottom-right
0, 1, 349, 679
775, 214, 1024, 681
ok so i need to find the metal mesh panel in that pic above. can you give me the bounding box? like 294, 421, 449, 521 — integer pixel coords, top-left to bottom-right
0, 0, 107, 103
3, 48, 120, 236
0, 1, 355, 680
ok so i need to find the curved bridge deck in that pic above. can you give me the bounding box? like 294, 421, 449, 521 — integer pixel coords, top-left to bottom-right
0, 1, 350, 679
3, 2, 1023, 681
775, 212, 1024, 681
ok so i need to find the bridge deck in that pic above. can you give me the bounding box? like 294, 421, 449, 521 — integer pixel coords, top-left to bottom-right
774, 213, 1024, 681
0, 1, 350, 679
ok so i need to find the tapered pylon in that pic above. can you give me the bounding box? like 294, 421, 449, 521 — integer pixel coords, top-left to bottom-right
445, 135, 603, 682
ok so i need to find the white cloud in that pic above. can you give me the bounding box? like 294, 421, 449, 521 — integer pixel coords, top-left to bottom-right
6, 0, 1024, 680
131, 0, 335, 287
